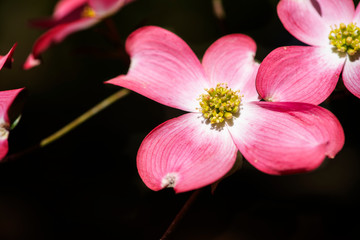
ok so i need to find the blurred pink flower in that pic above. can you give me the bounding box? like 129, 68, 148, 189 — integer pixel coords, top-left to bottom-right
257, 0, 360, 104
0, 44, 24, 160
107, 26, 344, 193
24, 0, 134, 70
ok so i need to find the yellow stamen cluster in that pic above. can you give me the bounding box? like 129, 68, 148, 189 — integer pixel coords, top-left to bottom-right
198, 83, 242, 124
329, 23, 360, 55
81, 5, 96, 18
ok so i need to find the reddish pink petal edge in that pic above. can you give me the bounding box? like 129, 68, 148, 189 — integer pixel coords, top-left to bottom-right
0, 43, 17, 70
202, 34, 260, 102
106, 26, 208, 112
137, 113, 237, 193
256, 46, 344, 105
229, 101, 344, 175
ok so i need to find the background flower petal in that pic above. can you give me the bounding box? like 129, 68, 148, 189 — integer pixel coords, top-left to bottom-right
89, 0, 134, 17
228, 101, 344, 175
24, 18, 99, 70
0, 88, 24, 123
137, 113, 237, 193
202, 34, 260, 102
277, 0, 329, 46
106, 26, 209, 112
342, 56, 360, 99
0, 43, 17, 70
53, 0, 88, 20
256, 46, 344, 105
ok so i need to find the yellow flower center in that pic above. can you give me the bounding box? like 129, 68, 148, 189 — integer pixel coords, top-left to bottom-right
198, 83, 242, 124
329, 23, 360, 55
81, 5, 96, 18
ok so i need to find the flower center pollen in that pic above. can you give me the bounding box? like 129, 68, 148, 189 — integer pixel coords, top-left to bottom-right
81, 5, 96, 18
198, 83, 242, 124
329, 23, 360, 55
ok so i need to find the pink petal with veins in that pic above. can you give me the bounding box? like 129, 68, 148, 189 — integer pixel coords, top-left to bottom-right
106, 26, 209, 112
229, 101, 344, 175
315, 0, 355, 25
0, 43, 17, 70
256, 46, 344, 104
353, 2, 360, 24
202, 34, 260, 102
342, 56, 360, 99
277, 0, 329, 46
137, 113, 237, 193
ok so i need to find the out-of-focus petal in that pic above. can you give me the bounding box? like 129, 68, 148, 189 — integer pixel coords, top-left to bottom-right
89, 0, 134, 17
228, 101, 344, 175
316, 0, 355, 25
256, 46, 344, 105
277, 0, 329, 46
53, 0, 88, 20
137, 113, 237, 193
0, 43, 17, 70
23, 18, 99, 70
342, 56, 360, 99
202, 34, 260, 102
106, 26, 209, 112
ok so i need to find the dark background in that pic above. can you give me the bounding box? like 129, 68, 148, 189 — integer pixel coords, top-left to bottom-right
1, 0, 360, 239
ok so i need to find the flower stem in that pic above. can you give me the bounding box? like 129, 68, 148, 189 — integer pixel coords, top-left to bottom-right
3, 88, 130, 162
160, 189, 202, 240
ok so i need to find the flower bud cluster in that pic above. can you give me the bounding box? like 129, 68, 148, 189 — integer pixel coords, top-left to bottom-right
198, 83, 242, 124
329, 23, 360, 55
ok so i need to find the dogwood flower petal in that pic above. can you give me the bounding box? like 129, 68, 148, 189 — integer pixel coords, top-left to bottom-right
229, 101, 344, 175
24, 18, 99, 70
342, 56, 360, 98
106, 26, 209, 112
353, 2, 360, 25
256, 46, 344, 104
0, 43, 16, 70
277, 0, 329, 46
202, 34, 260, 102
316, 0, 355, 25
137, 113, 237, 193
0, 88, 24, 161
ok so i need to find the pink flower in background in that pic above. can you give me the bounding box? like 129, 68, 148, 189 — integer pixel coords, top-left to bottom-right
0, 45, 24, 160
24, 0, 134, 70
107, 26, 344, 193
257, 0, 360, 104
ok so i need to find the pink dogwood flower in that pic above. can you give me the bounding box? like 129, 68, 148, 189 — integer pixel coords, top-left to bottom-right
0, 45, 24, 160
107, 26, 344, 193
257, 0, 360, 104
24, 0, 134, 70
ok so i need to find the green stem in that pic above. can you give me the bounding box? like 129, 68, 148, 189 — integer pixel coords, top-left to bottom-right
3, 89, 130, 162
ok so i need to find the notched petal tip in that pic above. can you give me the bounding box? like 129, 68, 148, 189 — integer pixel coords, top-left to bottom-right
161, 172, 179, 189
